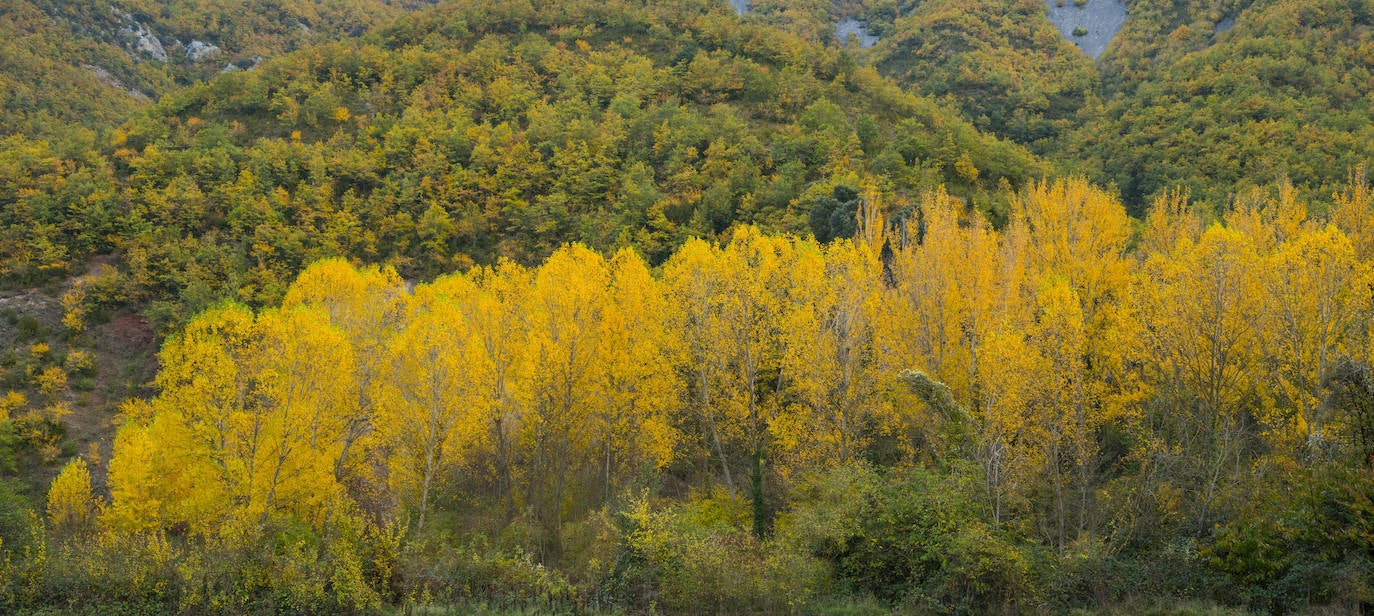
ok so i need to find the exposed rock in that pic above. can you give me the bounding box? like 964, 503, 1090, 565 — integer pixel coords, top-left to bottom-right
836, 18, 879, 48
111, 7, 167, 62
185, 40, 221, 61
1044, 0, 1127, 60
1214, 15, 1236, 35
80, 64, 151, 102
220, 56, 264, 73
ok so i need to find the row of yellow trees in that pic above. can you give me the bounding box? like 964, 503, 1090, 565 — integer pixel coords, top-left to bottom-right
49, 175, 1374, 557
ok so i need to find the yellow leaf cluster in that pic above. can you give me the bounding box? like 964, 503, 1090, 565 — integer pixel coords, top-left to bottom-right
48, 458, 94, 533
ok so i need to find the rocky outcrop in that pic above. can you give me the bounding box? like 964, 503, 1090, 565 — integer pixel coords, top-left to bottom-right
185, 40, 221, 61
112, 7, 167, 62
1044, 0, 1126, 60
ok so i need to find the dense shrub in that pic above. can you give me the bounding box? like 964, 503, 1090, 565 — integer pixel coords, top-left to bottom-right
621, 492, 829, 613
1205, 462, 1374, 614
776, 462, 1038, 612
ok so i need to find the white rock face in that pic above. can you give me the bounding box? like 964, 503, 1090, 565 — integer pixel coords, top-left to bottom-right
1214, 15, 1236, 35
1043, 0, 1127, 60
836, 18, 879, 49
186, 40, 222, 61
112, 7, 168, 62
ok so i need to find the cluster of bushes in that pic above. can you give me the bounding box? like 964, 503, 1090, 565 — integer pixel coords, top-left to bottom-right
2, 455, 1372, 613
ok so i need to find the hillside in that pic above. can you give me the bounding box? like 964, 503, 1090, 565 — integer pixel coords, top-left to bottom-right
870, 0, 1098, 149
0, 0, 1042, 548
758, 0, 1373, 213
0, 0, 434, 141
2, 0, 1041, 326
1071, 0, 1374, 210
1, 0, 1373, 614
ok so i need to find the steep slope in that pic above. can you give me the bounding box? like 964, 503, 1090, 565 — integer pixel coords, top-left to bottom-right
871, 0, 1098, 149
745, 0, 1371, 214
1, 0, 1043, 327
0, 0, 434, 141
0, 1, 168, 142
1069, 0, 1374, 210
743, 0, 1100, 154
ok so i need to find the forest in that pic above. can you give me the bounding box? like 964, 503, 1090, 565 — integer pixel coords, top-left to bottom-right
0, 0, 1373, 613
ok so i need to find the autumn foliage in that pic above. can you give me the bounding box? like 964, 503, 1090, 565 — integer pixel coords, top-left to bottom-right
0, 176, 1341, 613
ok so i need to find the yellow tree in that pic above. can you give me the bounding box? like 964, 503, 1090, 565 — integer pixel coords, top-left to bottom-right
240, 307, 357, 528
1258, 226, 1371, 453
772, 237, 830, 474
102, 399, 230, 536
282, 259, 405, 484
522, 244, 611, 548
1134, 225, 1263, 528
107, 304, 257, 534
103, 419, 167, 533
458, 261, 531, 512
718, 227, 797, 537
879, 189, 1011, 408
47, 458, 94, 534
877, 188, 1037, 520
1223, 181, 1309, 272
879, 189, 968, 393
1013, 178, 1133, 544
104, 304, 357, 535
664, 227, 797, 537
594, 248, 682, 499
375, 281, 483, 531
1015, 178, 1131, 337
975, 323, 1049, 524
1139, 188, 1204, 258
663, 238, 738, 497
1331, 165, 1374, 261
1028, 276, 1087, 552
778, 239, 887, 470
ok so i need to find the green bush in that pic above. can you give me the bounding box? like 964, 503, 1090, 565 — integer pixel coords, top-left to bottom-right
783, 462, 1038, 612
1204, 462, 1374, 613
393, 537, 578, 611
13, 515, 391, 615
621, 493, 828, 613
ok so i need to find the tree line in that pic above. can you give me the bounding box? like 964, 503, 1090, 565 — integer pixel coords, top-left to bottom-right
7, 175, 1373, 613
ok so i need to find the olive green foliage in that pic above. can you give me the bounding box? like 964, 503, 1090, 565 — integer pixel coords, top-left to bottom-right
781, 462, 1037, 612
1325, 359, 1374, 466
1206, 463, 1374, 614
871, 0, 1098, 148
4, 515, 397, 615
1070, 0, 1374, 211
0, 475, 32, 554
808, 184, 862, 243
0, 0, 436, 142
0, 0, 1039, 330
622, 493, 830, 612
